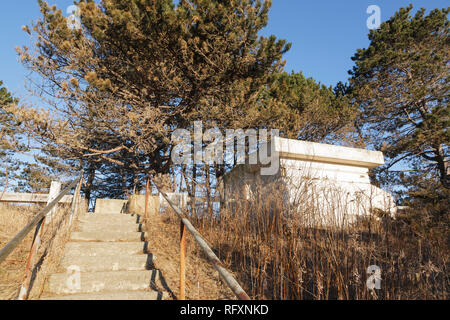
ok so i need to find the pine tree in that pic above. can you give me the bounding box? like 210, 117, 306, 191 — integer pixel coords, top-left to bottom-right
11, 0, 290, 183
0, 80, 21, 188
0, 80, 16, 154
263, 71, 354, 142
349, 5, 449, 190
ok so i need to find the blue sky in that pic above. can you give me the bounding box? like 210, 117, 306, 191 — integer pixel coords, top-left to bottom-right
0, 1, 447, 193
1, 0, 448, 100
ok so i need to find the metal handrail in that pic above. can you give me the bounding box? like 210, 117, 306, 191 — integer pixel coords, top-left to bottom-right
0, 171, 83, 300
151, 179, 250, 300
0, 172, 83, 264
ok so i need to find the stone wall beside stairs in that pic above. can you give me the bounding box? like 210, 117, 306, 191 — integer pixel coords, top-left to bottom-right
127, 195, 160, 216
94, 199, 128, 214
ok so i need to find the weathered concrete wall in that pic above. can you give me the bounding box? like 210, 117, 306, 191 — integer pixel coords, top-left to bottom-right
94, 199, 128, 214
223, 137, 396, 226
222, 163, 281, 201
128, 195, 160, 215
281, 158, 371, 184
127, 193, 189, 215
159, 193, 189, 211
80, 198, 89, 214
0, 193, 73, 204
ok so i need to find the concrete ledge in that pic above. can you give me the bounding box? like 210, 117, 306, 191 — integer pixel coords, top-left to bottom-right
94, 199, 128, 214
273, 137, 384, 168
0, 192, 72, 204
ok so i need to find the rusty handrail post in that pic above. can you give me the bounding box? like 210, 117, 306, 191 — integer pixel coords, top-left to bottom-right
180, 221, 187, 300
152, 179, 251, 300
17, 217, 45, 300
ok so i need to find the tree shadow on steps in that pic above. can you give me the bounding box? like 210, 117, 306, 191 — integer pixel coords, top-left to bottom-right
142, 242, 176, 300
148, 267, 176, 300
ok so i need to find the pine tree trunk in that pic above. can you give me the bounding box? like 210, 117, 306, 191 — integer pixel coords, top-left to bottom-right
84, 163, 96, 205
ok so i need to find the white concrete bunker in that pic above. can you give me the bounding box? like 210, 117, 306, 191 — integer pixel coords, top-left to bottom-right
222, 137, 396, 225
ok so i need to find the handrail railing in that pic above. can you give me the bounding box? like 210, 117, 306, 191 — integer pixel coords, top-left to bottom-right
0, 171, 84, 300
150, 178, 250, 301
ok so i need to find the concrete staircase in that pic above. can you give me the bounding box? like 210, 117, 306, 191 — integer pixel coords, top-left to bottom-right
42, 207, 170, 300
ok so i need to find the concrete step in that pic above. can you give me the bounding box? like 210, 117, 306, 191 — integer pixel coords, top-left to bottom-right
60, 254, 152, 272
80, 212, 134, 217
79, 212, 137, 217
77, 216, 141, 226
42, 290, 168, 300
48, 270, 163, 295
78, 214, 141, 223
64, 242, 147, 257
77, 221, 143, 233
70, 231, 146, 242
77, 215, 141, 224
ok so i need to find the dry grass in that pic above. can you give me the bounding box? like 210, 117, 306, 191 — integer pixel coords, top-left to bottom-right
0, 203, 37, 299
202, 185, 447, 299
158, 180, 448, 300
142, 212, 236, 300
0, 203, 74, 300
